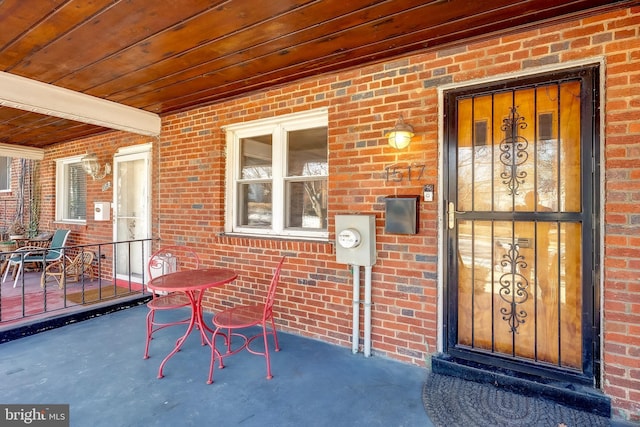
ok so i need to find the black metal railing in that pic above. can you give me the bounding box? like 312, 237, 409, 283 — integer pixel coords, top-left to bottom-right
0, 238, 154, 325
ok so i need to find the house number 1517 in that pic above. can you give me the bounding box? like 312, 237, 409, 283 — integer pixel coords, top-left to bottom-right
385, 163, 426, 182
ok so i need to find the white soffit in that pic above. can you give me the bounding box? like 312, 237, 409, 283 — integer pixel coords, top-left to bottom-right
0, 143, 44, 160
0, 71, 161, 137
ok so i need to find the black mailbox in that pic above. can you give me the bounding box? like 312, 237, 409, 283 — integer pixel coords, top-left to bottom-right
384, 196, 419, 235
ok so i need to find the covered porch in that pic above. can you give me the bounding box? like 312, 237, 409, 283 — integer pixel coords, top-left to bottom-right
0, 304, 430, 427
1, 2, 639, 423
3, 301, 634, 426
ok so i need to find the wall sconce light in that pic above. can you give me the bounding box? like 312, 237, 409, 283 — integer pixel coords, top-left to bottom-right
386, 114, 414, 150
81, 152, 112, 191
81, 153, 111, 180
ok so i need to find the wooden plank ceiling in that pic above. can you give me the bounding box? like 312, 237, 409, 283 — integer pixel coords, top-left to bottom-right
0, 0, 634, 148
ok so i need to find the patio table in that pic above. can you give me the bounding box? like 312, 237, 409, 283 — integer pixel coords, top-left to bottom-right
147, 267, 237, 379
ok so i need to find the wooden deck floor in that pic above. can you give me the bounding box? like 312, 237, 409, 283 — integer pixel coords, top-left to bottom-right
0, 269, 145, 330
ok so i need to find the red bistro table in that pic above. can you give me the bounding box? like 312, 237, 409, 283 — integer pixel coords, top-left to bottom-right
147, 267, 238, 379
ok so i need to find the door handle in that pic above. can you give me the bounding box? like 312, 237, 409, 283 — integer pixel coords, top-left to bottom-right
448, 202, 465, 229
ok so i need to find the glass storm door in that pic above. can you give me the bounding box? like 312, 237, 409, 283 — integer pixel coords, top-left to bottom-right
444, 67, 600, 385
113, 147, 151, 283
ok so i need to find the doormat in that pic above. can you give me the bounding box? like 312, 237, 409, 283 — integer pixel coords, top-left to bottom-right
66, 287, 139, 305
422, 373, 610, 427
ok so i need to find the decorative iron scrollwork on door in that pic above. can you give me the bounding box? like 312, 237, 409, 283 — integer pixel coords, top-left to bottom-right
498, 242, 529, 334
499, 106, 529, 195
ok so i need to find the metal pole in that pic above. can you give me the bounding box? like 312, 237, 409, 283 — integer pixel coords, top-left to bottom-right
351, 265, 360, 354
364, 265, 372, 357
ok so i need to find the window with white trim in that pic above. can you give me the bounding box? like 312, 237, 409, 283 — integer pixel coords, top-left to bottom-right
225, 109, 328, 239
0, 157, 11, 191
55, 156, 87, 222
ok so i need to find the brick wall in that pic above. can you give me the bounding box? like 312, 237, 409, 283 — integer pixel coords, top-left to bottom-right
40, 132, 149, 247
39, 6, 639, 422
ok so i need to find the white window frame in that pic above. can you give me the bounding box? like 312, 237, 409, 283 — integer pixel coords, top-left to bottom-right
224, 108, 329, 240
0, 157, 11, 192
55, 155, 87, 224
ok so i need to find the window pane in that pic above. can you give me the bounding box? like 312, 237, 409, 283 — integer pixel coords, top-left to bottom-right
286, 179, 327, 229
241, 135, 272, 179
66, 163, 86, 220
228, 110, 328, 237
287, 128, 328, 177
0, 157, 10, 190
238, 182, 272, 227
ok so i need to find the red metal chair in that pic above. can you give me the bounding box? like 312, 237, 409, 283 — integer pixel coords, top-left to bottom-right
144, 245, 200, 359
207, 256, 285, 384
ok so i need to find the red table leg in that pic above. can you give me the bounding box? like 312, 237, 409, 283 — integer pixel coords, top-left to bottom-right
156, 289, 226, 380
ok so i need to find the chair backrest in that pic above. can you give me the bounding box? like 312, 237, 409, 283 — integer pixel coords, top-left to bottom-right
147, 245, 200, 282
50, 229, 71, 248
19, 229, 70, 262
64, 251, 94, 275
263, 256, 286, 320
72, 251, 94, 268
46, 229, 71, 261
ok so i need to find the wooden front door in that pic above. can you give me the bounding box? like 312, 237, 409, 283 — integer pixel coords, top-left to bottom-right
444, 66, 600, 385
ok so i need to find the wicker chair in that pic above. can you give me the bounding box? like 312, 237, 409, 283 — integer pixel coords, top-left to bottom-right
41, 251, 95, 289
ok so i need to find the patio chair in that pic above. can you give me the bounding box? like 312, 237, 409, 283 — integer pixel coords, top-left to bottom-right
41, 250, 95, 289
2, 229, 71, 288
144, 245, 200, 359
207, 256, 285, 384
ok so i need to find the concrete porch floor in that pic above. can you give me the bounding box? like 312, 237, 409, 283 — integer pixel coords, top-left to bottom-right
0, 304, 432, 427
